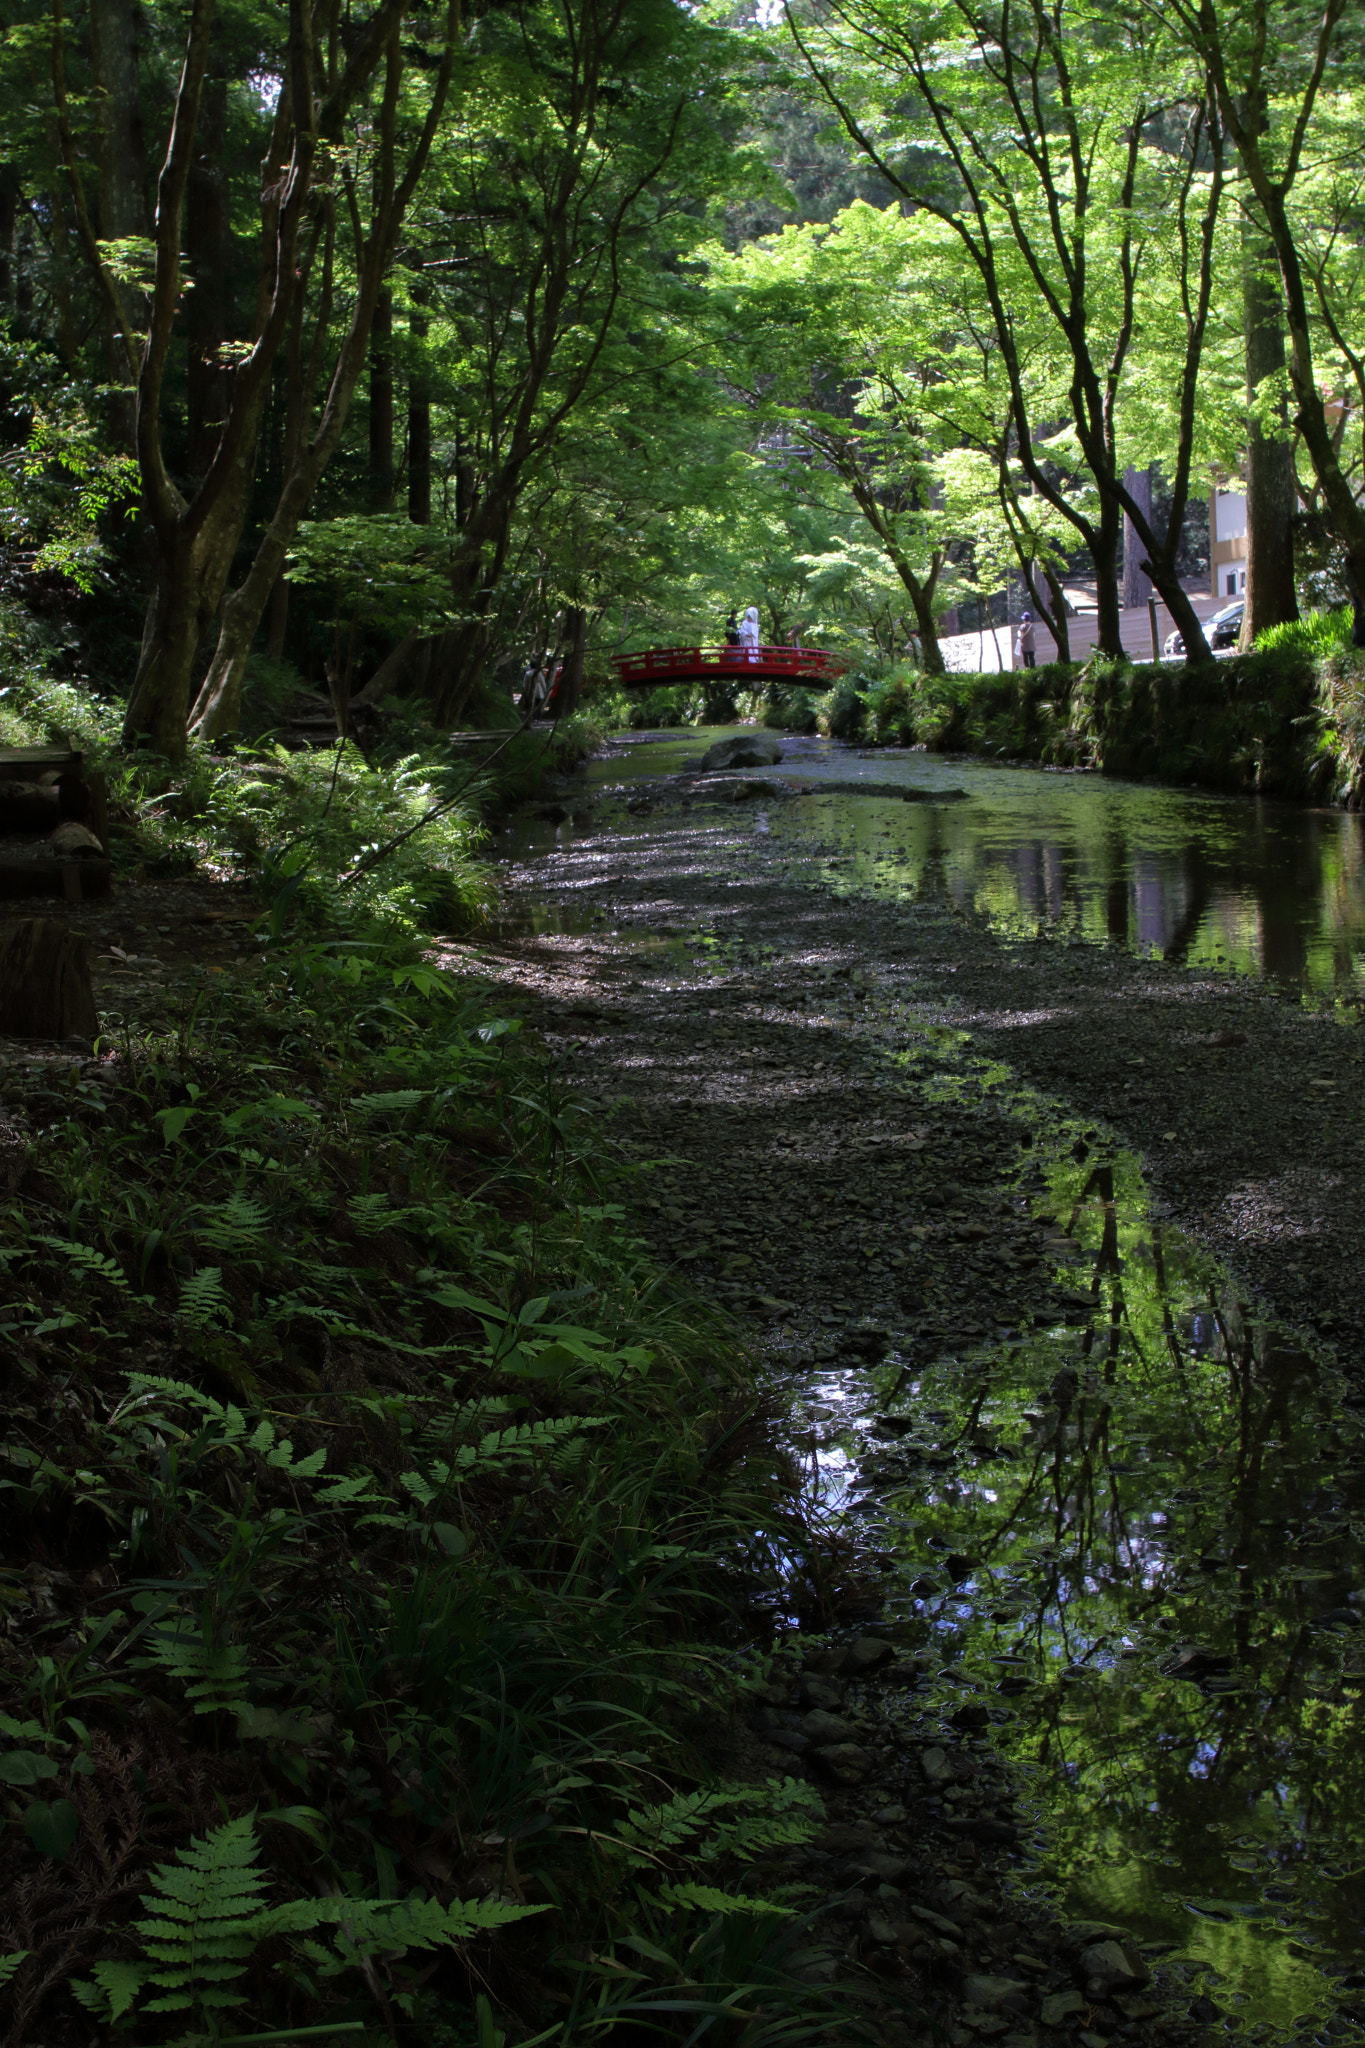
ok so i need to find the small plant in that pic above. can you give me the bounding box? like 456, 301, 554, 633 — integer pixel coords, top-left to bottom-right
71, 1814, 542, 2038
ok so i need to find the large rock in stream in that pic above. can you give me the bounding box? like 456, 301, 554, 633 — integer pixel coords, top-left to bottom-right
700, 732, 782, 769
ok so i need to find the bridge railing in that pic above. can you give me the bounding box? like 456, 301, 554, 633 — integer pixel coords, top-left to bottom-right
610, 645, 847, 686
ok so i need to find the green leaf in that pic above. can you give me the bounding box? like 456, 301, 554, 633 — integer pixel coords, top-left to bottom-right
659, 1881, 792, 1916
156, 1104, 198, 1144
0, 1750, 59, 1785
0, 1952, 29, 1989
91, 1958, 145, 2019
432, 1522, 468, 1557
25, 1798, 79, 1860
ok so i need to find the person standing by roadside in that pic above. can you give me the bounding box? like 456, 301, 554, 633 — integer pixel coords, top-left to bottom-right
1014, 612, 1036, 670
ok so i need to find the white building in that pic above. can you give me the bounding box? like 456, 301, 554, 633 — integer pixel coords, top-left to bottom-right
1211, 490, 1248, 600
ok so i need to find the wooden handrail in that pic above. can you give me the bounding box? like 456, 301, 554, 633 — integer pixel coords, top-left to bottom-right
609, 644, 847, 685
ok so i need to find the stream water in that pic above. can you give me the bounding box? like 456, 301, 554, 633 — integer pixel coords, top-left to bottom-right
510, 730, 1365, 999
501, 731, 1365, 2040
799, 1114, 1365, 2042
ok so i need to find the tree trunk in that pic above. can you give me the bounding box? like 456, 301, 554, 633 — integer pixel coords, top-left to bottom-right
408, 303, 431, 524
1238, 228, 1297, 647
186, 75, 229, 482
1122, 466, 1154, 610
1091, 502, 1126, 658
0, 918, 99, 1042
431, 620, 489, 727
1022, 559, 1071, 663
908, 583, 944, 673
89, 0, 148, 445
264, 571, 290, 659
369, 287, 395, 508
123, 558, 216, 756
0, 166, 17, 305
557, 606, 588, 720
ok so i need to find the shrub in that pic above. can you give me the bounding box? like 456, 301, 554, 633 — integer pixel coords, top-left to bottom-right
762, 686, 818, 733
1256, 608, 1351, 656
629, 684, 691, 728
821, 674, 870, 740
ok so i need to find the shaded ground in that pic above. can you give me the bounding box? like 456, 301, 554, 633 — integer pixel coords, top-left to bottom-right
0, 872, 262, 1032
433, 757, 1365, 2048
468, 762, 1362, 1360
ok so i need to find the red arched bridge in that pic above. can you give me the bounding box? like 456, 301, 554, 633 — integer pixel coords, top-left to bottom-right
610, 644, 847, 688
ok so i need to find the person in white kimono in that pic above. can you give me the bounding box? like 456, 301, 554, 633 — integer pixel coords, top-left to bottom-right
739, 606, 762, 662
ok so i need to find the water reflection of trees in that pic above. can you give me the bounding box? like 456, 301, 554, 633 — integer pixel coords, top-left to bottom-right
880, 1142, 1365, 1981
832, 779, 1365, 990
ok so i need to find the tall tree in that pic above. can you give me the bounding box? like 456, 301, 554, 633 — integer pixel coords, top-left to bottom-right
52, 0, 459, 756
362, 0, 737, 726
782, 0, 1227, 662
1163, 0, 1365, 642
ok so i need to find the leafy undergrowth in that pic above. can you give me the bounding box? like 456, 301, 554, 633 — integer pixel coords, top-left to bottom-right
0, 904, 864, 2042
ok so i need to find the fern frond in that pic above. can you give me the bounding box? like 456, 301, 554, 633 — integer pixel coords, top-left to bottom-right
178, 1267, 228, 1329
617, 1780, 822, 1864
659, 1882, 792, 1916
133, 1814, 265, 2015
0, 1951, 29, 1987
197, 1193, 271, 1253
35, 1234, 129, 1290
145, 1621, 250, 1716
347, 1191, 407, 1235
352, 1089, 428, 1114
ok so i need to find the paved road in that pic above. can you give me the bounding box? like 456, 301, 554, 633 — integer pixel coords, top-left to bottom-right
942, 586, 1226, 672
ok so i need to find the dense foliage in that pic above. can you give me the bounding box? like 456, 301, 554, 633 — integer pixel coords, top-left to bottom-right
0, 0, 1361, 749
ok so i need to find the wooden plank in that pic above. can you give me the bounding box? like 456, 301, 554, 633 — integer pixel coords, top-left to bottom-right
85, 770, 110, 855
0, 746, 83, 771
0, 857, 112, 901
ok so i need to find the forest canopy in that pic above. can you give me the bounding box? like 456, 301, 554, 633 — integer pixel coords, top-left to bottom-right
0, 0, 1361, 754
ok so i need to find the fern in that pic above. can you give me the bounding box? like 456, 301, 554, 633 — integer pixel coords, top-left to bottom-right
0, 1952, 29, 1987
659, 1882, 792, 1917
136, 1811, 266, 2017
71, 1816, 548, 2030
145, 1618, 251, 1717
352, 1089, 427, 1114
178, 1267, 229, 1329
197, 1193, 271, 1254
243, 1417, 327, 1476
397, 1418, 606, 1510
347, 1191, 410, 1235
34, 1234, 129, 1291
616, 1780, 822, 1866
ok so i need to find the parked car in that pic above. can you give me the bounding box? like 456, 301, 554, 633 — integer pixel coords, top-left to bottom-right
1163, 598, 1244, 659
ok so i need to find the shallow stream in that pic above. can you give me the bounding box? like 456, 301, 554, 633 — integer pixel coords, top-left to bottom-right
499, 731, 1365, 2039
508, 730, 1365, 998
801, 1117, 1365, 2041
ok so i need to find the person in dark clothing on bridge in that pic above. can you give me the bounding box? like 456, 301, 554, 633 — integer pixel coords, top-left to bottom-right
724, 611, 741, 646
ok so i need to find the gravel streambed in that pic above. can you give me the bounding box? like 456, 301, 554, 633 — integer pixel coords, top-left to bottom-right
439, 752, 1365, 2048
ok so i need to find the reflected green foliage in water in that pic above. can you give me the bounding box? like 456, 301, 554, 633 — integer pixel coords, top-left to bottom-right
837, 1135, 1365, 2032
763, 753, 1365, 998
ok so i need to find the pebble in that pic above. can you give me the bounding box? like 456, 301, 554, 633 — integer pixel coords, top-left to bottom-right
962, 1975, 1030, 2008
811, 1740, 874, 1783
1082, 1939, 1148, 1996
